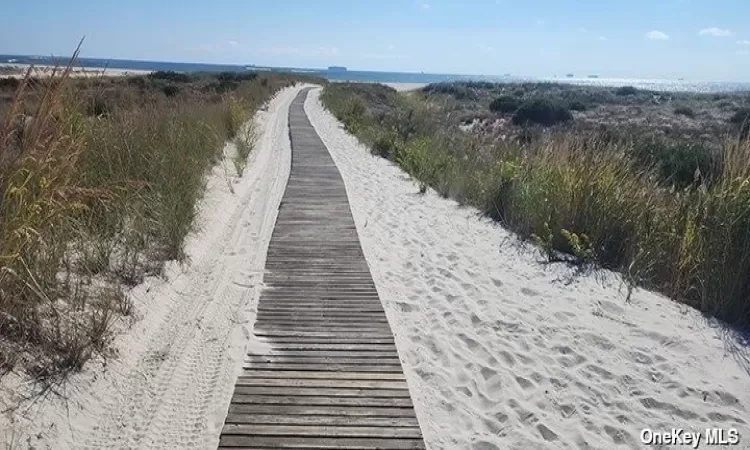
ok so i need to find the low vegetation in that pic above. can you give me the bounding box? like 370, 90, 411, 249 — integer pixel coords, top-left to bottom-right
511, 98, 572, 126
322, 81, 750, 327
0, 51, 321, 383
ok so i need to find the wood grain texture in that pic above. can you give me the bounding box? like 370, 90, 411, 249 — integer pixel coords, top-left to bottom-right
218, 88, 425, 448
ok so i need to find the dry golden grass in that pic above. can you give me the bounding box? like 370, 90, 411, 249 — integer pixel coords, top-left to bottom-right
322, 82, 750, 327
0, 49, 322, 383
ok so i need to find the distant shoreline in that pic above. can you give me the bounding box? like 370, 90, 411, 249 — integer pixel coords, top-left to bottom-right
2, 54, 749, 92
0, 62, 151, 78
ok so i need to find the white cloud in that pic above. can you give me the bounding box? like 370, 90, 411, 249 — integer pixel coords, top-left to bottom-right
699, 27, 732, 37
738, 40, 750, 46
645, 30, 669, 41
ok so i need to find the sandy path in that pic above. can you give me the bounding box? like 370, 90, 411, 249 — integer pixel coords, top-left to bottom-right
305, 89, 750, 450
1, 84, 308, 449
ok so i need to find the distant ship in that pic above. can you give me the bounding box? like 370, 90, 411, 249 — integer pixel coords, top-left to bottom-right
328, 66, 347, 72
587, 75, 599, 79
566, 73, 575, 78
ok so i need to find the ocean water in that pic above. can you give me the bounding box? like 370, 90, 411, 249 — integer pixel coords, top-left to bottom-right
2, 54, 749, 94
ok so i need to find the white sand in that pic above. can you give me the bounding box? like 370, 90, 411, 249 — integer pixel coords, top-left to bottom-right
0, 84, 307, 449
304, 89, 750, 450
3, 84, 748, 450
0, 63, 151, 78
383, 82, 427, 92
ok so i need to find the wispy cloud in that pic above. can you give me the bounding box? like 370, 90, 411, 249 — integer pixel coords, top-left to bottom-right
577, 27, 587, 33
738, 40, 750, 46
738, 50, 749, 56
421, 3, 430, 9
597, 36, 607, 41
228, 40, 238, 46
645, 30, 669, 41
699, 27, 732, 37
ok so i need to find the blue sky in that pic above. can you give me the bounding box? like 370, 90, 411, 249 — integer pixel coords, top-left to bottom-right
2, 0, 749, 80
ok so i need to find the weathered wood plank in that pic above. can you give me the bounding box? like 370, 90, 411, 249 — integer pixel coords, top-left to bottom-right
235, 378, 407, 389
219, 435, 425, 449
233, 386, 412, 398
242, 363, 404, 373
228, 404, 416, 418
239, 370, 406, 380
223, 415, 420, 427
222, 424, 423, 438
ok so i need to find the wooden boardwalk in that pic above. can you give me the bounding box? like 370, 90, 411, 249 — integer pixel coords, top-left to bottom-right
218, 88, 425, 449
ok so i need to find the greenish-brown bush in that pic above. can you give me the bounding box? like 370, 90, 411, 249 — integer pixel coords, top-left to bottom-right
512, 98, 573, 126
674, 106, 696, 118
615, 86, 638, 96
489, 95, 521, 114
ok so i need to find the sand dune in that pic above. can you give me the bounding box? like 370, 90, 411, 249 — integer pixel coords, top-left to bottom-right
2, 84, 748, 449
305, 88, 750, 450
0, 84, 306, 449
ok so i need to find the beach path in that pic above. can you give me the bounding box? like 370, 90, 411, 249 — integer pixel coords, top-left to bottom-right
217, 88, 425, 449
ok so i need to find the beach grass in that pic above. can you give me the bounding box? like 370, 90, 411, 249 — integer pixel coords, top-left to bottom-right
0, 52, 321, 382
321, 82, 750, 327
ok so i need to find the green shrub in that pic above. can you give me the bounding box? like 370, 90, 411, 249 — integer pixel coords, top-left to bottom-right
674, 106, 696, 118
489, 95, 521, 114
512, 99, 573, 126
568, 100, 588, 112
148, 70, 191, 83
161, 84, 180, 97
730, 108, 750, 139
631, 137, 717, 187
615, 86, 638, 96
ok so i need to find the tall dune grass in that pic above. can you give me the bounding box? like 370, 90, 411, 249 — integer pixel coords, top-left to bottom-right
0, 54, 319, 382
322, 83, 750, 327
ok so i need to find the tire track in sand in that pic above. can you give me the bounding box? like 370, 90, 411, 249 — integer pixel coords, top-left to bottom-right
78, 85, 303, 450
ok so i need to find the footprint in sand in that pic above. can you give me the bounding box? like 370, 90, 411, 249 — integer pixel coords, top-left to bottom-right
471, 442, 500, 450
515, 376, 535, 391
603, 425, 633, 445
537, 424, 559, 442
520, 287, 540, 297
396, 301, 417, 313
497, 350, 515, 367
